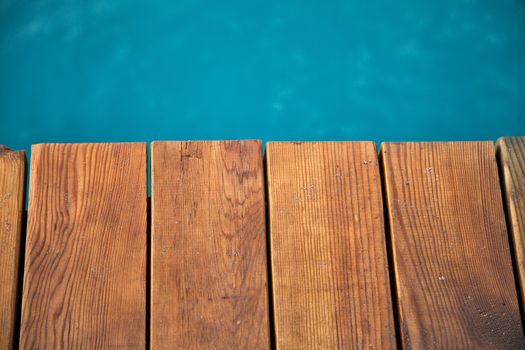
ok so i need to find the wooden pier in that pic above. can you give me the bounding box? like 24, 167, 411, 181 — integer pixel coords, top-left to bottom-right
1, 138, 525, 349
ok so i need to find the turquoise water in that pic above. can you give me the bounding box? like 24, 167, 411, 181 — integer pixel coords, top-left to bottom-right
1, 0, 525, 154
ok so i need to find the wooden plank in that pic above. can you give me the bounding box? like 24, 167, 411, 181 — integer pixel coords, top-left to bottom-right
0, 146, 26, 349
266, 142, 396, 349
497, 137, 525, 316
381, 141, 525, 348
20, 143, 147, 349
151, 140, 270, 349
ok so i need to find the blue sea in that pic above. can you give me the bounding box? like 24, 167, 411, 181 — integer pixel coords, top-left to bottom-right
1, 0, 525, 155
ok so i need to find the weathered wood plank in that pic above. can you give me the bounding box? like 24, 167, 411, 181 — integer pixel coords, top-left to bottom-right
266, 142, 396, 349
381, 141, 524, 348
151, 140, 270, 349
0, 146, 25, 350
20, 143, 147, 349
497, 136, 525, 316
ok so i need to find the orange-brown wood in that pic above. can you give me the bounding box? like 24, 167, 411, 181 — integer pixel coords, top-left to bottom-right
266, 142, 396, 349
20, 143, 147, 349
381, 141, 524, 348
497, 137, 525, 316
0, 146, 25, 350
151, 140, 270, 349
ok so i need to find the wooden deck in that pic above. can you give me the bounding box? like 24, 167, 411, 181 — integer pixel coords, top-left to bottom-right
1, 138, 524, 349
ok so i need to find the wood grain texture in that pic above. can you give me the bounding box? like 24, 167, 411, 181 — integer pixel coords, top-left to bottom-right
0, 146, 26, 350
497, 137, 525, 316
381, 142, 524, 349
151, 140, 270, 349
266, 142, 396, 349
20, 143, 147, 349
